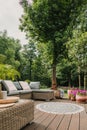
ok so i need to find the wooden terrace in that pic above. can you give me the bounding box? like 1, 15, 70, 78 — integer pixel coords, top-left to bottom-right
22, 98, 87, 130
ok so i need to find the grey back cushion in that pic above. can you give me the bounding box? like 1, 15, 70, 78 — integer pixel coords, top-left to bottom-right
30, 82, 40, 89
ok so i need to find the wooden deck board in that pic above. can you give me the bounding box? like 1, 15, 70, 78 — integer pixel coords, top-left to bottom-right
69, 113, 79, 130
35, 114, 56, 130
57, 114, 72, 130
22, 99, 87, 130
46, 115, 64, 130
80, 110, 87, 130
84, 103, 87, 113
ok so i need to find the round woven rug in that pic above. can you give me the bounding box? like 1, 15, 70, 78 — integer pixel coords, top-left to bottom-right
36, 102, 84, 114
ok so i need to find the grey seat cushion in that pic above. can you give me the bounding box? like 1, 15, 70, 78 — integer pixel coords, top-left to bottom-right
32, 89, 54, 93
8, 91, 20, 95
30, 82, 40, 89
19, 90, 32, 94
8, 90, 32, 96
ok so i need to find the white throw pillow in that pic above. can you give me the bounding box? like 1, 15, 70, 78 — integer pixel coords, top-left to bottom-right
3, 80, 17, 92
19, 81, 31, 90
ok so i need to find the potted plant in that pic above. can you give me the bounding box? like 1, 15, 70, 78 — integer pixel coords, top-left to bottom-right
70, 90, 78, 101
67, 88, 74, 99
67, 88, 78, 100
70, 92, 76, 101
76, 90, 87, 103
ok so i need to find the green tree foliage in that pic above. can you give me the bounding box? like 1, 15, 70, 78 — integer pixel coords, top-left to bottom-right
19, 0, 86, 89
20, 40, 52, 86
67, 32, 87, 88
66, 4, 87, 89
0, 31, 22, 80
0, 31, 22, 69
20, 40, 37, 80
0, 64, 20, 80
56, 58, 78, 86
0, 54, 6, 64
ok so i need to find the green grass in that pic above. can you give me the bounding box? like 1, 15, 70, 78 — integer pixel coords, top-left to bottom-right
64, 93, 68, 98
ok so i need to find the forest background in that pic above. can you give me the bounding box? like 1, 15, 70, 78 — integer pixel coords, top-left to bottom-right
0, 0, 87, 89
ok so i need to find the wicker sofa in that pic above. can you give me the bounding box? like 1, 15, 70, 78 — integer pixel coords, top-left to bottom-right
1, 80, 32, 99
1, 80, 54, 101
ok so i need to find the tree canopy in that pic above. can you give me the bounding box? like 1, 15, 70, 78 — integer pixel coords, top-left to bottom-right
0, 31, 21, 80
0, 1, 86, 89
19, 0, 87, 89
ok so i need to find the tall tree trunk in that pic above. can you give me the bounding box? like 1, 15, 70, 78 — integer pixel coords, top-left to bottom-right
78, 74, 81, 89
29, 60, 32, 80
68, 74, 71, 87
84, 72, 87, 90
78, 67, 81, 89
51, 64, 57, 90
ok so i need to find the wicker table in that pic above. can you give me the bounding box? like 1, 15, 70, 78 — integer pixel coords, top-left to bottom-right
0, 96, 20, 104
0, 99, 34, 130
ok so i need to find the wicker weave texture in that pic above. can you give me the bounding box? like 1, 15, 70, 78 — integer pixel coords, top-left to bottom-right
33, 91, 54, 101
19, 93, 32, 99
0, 100, 34, 130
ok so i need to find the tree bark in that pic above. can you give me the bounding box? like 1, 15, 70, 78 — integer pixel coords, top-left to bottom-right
68, 77, 71, 87
68, 71, 72, 87
78, 74, 81, 89
29, 60, 32, 80
78, 67, 81, 89
51, 64, 57, 90
84, 72, 87, 90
